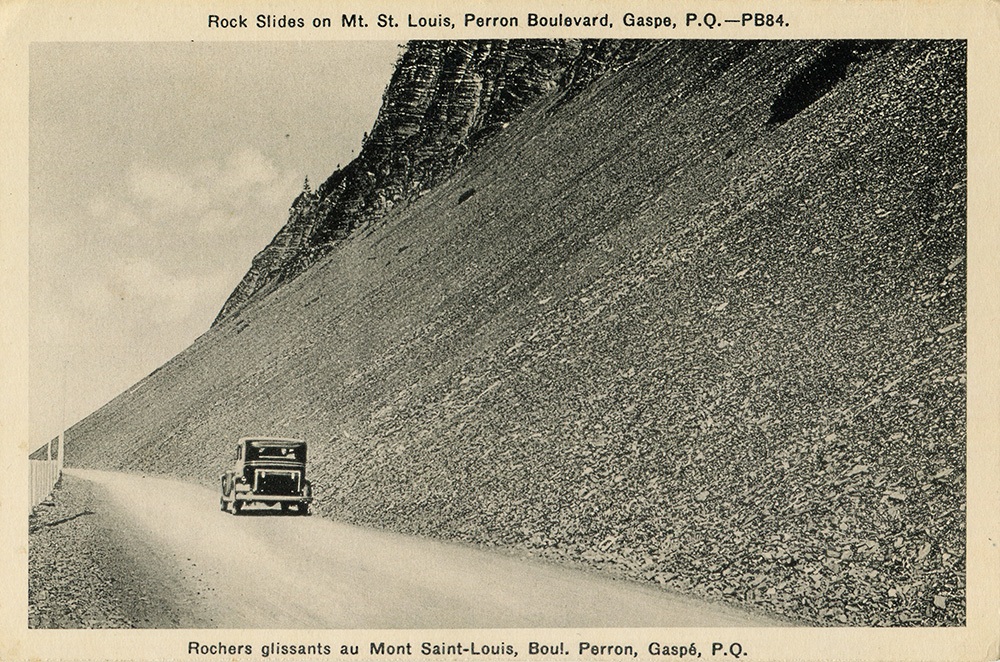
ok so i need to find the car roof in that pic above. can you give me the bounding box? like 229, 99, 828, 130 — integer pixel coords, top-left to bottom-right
238, 437, 306, 446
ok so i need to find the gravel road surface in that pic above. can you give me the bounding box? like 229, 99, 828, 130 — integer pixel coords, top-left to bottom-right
30, 468, 786, 628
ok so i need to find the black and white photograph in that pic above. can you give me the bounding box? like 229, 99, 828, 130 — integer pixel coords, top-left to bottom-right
3, 1, 999, 660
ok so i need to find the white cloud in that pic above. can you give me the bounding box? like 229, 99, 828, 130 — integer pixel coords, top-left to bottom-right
86, 194, 112, 219
224, 148, 282, 192
119, 147, 300, 227
78, 147, 300, 305
199, 208, 241, 234
33, 147, 303, 447
130, 164, 200, 208
111, 261, 224, 323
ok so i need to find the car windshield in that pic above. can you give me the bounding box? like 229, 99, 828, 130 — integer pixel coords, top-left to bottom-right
247, 443, 305, 462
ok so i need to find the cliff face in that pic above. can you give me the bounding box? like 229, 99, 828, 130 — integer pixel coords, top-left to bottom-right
214, 39, 655, 324
67, 40, 966, 626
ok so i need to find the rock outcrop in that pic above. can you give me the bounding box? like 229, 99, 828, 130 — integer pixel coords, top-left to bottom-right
214, 39, 655, 325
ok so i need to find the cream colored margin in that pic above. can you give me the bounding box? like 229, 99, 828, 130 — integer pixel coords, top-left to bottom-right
1, 1, 997, 660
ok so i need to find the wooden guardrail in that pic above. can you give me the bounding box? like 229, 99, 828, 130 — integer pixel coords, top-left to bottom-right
29, 436, 63, 510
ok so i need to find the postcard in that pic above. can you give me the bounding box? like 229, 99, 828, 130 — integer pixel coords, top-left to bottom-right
2, 1, 997, 660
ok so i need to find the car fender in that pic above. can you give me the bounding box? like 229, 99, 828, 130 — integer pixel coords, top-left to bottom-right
221, 472, 234, 497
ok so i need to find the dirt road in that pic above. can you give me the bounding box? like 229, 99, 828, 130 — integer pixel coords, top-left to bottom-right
59, 468, 784, 628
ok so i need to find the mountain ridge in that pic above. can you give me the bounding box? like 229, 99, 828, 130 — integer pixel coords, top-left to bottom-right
214, 39, 656, 324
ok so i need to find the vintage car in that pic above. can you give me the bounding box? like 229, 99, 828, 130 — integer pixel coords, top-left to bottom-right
220, 437, 313, 515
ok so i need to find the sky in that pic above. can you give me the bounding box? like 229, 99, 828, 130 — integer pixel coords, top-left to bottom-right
29, 41, 401, 450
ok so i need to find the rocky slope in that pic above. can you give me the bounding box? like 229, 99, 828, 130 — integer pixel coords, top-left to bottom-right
214, 39, 655, 324
64, 40, 966, 626
30, 476, 186, 628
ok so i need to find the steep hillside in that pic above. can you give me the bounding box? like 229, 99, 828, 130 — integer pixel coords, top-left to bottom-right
214, 39, 655, 324
65, 40, 966, 626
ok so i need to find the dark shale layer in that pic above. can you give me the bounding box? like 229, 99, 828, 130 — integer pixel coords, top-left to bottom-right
66, 40, 966, 626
